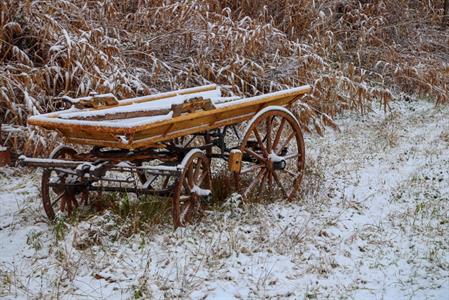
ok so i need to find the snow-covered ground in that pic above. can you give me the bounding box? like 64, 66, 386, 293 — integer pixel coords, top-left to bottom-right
1, 99, 448, 299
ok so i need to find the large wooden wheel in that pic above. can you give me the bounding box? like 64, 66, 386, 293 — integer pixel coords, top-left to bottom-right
41, 145, 89, 220
172, 149, 212, 228
236, 106, 305, 201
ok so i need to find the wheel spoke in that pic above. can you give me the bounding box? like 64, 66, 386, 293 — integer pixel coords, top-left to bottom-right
243, 167, 265, 197
266, 118, 272, 153
186, 165, 194, 189
232, 125, 242, 141
244, 148, 266, 162
51, 192, 65, 207
162, 176, 171, 189
240, 164, 262, 174
277, 131, 295, 153
194, 159, 202, 182
180, 200, 191, 225
72, 195, 79, 208
66, 195, 73, 215
197, 171, 207, 186
268, 169, 273, 193
180, 195, 191, 201
284, 152, 298, 160
81, 191, 88, 206
272, 171, 288, 198
282, 169, 298, 177
256, 169, 268, 197
272, 118, 286, 151
60, 194, 67, 212
183, 177, 191, 193
253, 127, 269, 158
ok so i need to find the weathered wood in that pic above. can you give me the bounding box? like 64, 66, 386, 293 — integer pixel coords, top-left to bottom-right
228, 149, 243, 172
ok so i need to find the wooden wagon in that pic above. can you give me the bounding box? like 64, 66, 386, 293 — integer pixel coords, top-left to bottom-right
20, 84, 311, 227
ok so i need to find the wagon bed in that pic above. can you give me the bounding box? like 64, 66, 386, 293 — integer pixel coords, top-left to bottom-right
28, 84, 311, 149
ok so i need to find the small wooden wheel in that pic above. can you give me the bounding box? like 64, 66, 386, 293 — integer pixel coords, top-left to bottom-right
172, 149, 212, 228
42, 146, 88, 220
236, 106, 305, 201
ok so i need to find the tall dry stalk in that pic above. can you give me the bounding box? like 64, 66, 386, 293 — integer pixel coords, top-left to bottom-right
444, 0, 449, 29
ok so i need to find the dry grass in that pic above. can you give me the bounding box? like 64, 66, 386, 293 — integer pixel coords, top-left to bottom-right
1, 0, 448, 155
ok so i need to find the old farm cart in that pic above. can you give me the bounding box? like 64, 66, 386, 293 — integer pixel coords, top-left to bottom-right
20, 84, 311, 227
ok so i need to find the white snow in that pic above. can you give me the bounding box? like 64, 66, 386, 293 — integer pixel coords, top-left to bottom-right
117, 135, 128, 144
118, 84, 218, 105
216, 85, 311, 109
191, 185, 212, 197
178, 149, 204, 169
1, 99, 448, 299
268, 151, 285, 163
29, 110, 175, 129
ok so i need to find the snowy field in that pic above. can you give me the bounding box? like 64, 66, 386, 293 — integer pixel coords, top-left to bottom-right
1, 99, 448, 299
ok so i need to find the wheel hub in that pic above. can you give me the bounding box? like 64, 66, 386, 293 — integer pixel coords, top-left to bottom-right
268, 152, 287, 170
272, 159, 287, 170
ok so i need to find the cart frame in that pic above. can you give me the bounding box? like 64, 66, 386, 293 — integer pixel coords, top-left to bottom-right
20, 84, 311, 227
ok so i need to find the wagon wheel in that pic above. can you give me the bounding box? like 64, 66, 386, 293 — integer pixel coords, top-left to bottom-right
41, 146, 89, 220
172, 149, 212, 228
236, 107, 305, 201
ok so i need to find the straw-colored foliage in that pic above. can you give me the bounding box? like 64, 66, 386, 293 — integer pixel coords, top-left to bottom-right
1, 0, 448, 154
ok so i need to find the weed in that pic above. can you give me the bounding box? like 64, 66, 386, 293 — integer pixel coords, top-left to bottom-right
210, 169, 235, 207
26, 231, 43, 251
54, 216, 67, 241
119, 193, 131, 219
